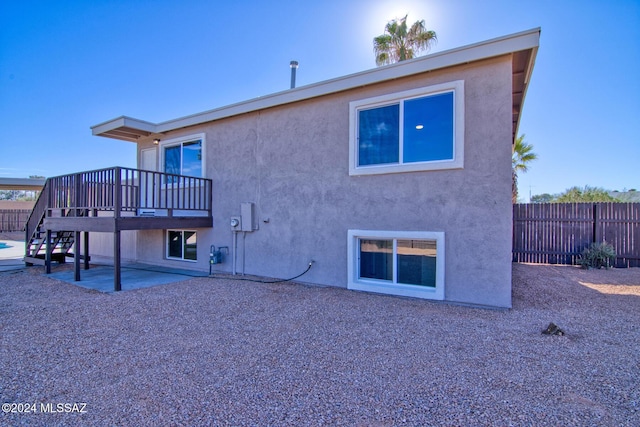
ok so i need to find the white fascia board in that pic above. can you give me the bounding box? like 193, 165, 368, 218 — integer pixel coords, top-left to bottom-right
91, 116, 158, 136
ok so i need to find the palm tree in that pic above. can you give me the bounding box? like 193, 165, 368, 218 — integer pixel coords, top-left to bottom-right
512, 134, 538, 203
373, 15, 437, 66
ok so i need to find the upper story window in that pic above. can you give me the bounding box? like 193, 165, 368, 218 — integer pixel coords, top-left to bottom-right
161, 133, 205, 180
349, 81, 464, 176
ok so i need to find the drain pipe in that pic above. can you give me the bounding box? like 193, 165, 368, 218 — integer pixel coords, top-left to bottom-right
242, 231, 247, 276
290, 60, 298, 89
232, 230, 238, 275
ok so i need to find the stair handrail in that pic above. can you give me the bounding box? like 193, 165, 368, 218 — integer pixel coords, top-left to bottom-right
24, 178, 50, 252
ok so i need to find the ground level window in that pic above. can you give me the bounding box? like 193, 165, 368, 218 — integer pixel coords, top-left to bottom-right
348, 230, 444, 300
167, 230, 197, 261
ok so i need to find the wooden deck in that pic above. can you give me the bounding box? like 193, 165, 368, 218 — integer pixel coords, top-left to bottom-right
25, 167, 213, 290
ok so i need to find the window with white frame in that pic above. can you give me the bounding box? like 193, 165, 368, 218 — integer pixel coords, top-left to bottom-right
161, 134, 204, 182
347, 230, 445, 300
349, 81, 464, 176
167, 230, 197, 261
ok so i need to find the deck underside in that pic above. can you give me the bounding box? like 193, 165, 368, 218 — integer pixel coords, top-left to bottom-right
43, 215, 213, 232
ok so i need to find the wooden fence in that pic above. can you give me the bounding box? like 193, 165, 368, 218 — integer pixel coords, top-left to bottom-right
0, 209, 31, 232
513, 203, 640, 267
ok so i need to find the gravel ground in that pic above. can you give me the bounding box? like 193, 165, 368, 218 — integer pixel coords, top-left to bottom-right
1, 263, 639, 426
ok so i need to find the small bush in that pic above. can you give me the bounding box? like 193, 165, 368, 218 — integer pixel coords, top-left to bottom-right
578, 242, 616, 269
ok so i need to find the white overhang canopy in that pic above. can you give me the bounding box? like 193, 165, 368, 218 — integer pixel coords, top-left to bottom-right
91, 116, 157, 143
92, 28, 539, 145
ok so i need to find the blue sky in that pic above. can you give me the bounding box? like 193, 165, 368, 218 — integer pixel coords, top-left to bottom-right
1, 0, 638, 199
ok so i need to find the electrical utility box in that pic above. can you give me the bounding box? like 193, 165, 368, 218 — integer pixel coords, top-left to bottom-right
230, 216, 241, 231
241, 202, 255, 232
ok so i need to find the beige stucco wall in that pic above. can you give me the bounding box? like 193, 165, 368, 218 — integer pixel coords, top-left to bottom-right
86, 231, 137, 263
127, 55, 514, 308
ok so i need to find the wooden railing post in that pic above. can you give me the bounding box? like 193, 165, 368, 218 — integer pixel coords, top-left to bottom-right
74, 172, 82, 216
114, 167, 121, 218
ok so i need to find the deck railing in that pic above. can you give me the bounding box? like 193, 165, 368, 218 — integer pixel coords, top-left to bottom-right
24, 167, 212, 267
45, 167, 213, 217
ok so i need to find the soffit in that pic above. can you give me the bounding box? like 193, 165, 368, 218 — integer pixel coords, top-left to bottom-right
512, 47, 537, 143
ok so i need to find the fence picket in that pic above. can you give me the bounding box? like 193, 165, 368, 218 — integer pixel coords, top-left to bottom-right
513, 202, 640, 267
0, 209, 32, 232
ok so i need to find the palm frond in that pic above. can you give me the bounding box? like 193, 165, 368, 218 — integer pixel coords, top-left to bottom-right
373, 34, 393, 65
512, 134, 538, 173
412, 29, 437, 52
375, 52, 391, 66
373, 14, 437, 66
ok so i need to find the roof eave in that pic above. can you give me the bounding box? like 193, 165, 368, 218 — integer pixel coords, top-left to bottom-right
512, 43, 539, 143
91, 116, 158, 143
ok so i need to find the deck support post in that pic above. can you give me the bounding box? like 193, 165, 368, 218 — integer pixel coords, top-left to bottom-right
24, 226, 29, 267
114, 167, 122, 292
83, 232, 90, 270
74, 231, 81, 281
45, 229, 52, 274
114, 230, 121, 292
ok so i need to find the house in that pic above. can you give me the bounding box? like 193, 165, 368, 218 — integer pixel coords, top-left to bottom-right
32, 28, 539, 308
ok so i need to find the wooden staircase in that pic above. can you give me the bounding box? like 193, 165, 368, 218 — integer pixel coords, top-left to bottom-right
24, 180, 78, 266
25, 231, 76, 266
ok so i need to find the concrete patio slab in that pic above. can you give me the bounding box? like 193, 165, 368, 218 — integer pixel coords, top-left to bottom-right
0, 238, 209, 290
46, 263, 208, 292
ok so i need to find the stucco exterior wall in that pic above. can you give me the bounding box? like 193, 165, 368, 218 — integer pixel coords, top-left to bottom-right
132, 55, 514, 308
86, 231, 137, 263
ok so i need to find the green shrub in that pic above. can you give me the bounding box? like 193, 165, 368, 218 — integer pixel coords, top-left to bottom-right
578, 242, 616, 269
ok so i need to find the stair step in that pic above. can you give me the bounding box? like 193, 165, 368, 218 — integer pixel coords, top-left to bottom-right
24, 253, 69, 265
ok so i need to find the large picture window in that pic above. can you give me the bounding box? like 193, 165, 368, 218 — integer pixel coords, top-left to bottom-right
167, 230, 197, 261
348, 230, 445, 300
349, 81, 464, 175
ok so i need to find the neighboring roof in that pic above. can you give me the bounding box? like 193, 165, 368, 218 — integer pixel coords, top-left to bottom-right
0, 177, 46, 191
92, 28, 540, 143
